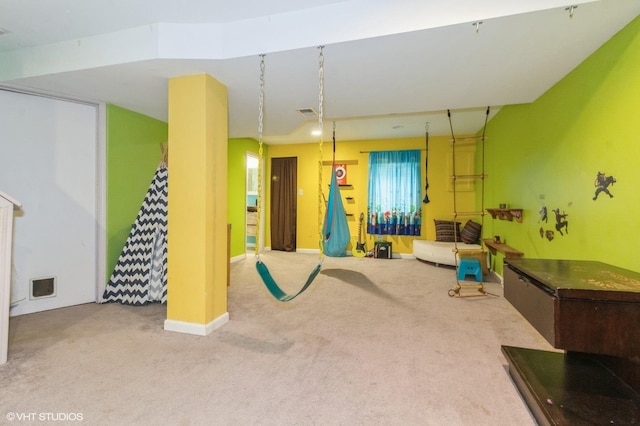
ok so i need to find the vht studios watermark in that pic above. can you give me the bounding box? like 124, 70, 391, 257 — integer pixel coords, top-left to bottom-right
5, 412, 84, 422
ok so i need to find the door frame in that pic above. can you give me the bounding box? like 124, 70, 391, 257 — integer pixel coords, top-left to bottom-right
246, 152, 259, 253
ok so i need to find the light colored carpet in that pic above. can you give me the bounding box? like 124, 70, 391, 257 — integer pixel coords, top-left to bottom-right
0, 252, 555, 425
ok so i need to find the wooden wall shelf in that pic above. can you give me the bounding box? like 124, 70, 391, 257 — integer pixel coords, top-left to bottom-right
486, 208, 523, 222
482, 239, 523, 259
322, 160, 359, 166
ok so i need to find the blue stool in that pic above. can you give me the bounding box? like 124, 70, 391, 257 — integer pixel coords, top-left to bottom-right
457, 258, 483, 282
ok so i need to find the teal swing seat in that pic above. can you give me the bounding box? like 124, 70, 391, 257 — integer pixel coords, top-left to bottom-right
255, 261, 322, 302
255, 165, 349, 301
253, 48, 349, 302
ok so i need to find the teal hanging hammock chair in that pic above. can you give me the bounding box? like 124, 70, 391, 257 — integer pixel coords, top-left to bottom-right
321, 125, 351, 257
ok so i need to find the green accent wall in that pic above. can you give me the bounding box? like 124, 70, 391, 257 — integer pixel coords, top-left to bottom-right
106, 104, 168, 280
483, 15, 640, 275
106, 108, 257, 278
227, 137, 262, 259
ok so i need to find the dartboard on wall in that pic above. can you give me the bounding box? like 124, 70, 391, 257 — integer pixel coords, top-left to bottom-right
334, 164, 347, 185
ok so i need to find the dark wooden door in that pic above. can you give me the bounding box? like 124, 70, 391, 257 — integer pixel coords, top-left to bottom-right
270, 157, 297, 251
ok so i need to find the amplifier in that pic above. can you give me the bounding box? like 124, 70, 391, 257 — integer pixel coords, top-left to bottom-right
374, 242, 392, 259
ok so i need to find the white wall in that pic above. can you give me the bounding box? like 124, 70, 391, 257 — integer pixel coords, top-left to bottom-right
0, 88, 101, 316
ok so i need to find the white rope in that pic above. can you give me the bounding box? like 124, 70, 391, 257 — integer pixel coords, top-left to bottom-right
317, 46, 325, 259
255, 54, 265, 260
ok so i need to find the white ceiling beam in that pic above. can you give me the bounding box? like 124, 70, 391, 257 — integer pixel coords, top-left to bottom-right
0, 0, 597, 81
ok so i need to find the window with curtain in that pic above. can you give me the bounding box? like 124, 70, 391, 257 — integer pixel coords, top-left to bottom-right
367, 150, 422, 236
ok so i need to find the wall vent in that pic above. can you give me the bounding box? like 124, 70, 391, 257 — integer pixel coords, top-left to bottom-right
296, 107, 317, 118
30, 276, 56, 299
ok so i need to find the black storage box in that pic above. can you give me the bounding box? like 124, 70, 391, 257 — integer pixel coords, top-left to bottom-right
374, 242, 392, 259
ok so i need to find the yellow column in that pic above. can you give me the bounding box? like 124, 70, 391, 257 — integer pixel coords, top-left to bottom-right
165, 74, 228, 335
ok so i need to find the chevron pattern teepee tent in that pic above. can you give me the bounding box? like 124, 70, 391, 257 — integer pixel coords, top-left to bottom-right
102, 163, 168, 305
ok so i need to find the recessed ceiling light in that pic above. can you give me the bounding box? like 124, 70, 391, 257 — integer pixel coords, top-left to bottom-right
311, 129, 322, 136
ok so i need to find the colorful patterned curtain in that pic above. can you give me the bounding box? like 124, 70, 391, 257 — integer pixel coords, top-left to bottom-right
367, 150, 421, 236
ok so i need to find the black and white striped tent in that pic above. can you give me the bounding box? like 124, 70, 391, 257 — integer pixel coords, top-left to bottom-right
102, 164, 168, 305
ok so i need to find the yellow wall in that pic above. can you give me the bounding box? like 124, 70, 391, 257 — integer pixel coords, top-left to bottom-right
267, 135, 477, 255
167, 74, 228, 329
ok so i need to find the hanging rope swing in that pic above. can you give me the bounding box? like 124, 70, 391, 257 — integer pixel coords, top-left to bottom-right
254, 47, 332, 301
447, 107, 493, 298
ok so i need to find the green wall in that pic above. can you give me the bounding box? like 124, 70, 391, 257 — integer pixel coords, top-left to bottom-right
227, 137, 261, 259
106, 104, 168, 279
106, 107, 256, 277
483, 15, 640, 274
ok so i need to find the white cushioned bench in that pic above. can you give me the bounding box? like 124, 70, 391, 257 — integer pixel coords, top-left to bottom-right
414, 219, 489, 272
413, 240, 488, 273
412, 240, 479, 266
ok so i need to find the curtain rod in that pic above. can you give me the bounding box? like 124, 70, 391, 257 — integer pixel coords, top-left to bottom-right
360, 137, 483, 153
359, 148, 427, 154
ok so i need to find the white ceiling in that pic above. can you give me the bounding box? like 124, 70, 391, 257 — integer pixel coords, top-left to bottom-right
0, 0, 639, 143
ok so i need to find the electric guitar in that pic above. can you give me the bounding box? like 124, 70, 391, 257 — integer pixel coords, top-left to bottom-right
354, 213, 366, 258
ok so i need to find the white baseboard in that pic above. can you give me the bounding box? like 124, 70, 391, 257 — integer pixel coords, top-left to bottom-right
394, 253, 414, 259
164, 312, 229, 336
231, 253, 246, 263
491, 270, 504, 284
257, 248, 414, 259
296, 248, 320, 254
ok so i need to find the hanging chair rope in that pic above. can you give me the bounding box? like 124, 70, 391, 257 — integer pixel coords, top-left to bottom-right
254, 54, 265, 261
423, 122, 430, 204
317, 46, 325, 258
253, 49, 326, 302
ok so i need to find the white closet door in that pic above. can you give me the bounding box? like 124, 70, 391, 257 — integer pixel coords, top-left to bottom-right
0, 89, 99, 315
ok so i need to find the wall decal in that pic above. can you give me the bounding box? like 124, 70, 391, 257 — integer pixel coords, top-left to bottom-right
593, 171, 616, 200
553, 208, 569, 236
538, 205, 548, 223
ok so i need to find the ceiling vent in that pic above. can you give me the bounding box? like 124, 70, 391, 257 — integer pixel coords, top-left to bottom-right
296, 108, 318, 118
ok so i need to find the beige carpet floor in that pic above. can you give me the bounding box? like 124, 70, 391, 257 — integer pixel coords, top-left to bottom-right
0, 251, 555, 425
